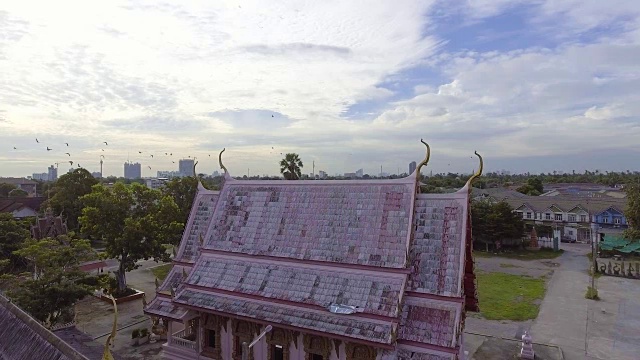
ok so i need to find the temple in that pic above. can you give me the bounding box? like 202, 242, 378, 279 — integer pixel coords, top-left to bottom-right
30, 207, 69, 240
145, 143, 480, 360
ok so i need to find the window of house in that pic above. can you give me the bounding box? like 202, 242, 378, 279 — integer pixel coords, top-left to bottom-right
568, 214, 576, 222
580, 215, 587, 222
545, 213, 551, 220
568, 230, 573, 235
602, 217, 609, 223
526, 212, 532, 219
614, 217, 621, 224
555, 214, 563, 221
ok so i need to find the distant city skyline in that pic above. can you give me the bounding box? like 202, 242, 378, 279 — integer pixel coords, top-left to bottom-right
1, 2, 639, 177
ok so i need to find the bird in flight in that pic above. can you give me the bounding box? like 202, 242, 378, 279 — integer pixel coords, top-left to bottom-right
36, 138, 39, 143
13, 147, 16, 150
148, 166, 152, 170
170, 153, 172, 156
172, 161, 175, 163
103, 141, 108, 145
138, 151, 143, 154
77, 164, 81, 168
165, 152, 168, 155
150, 154, 154, 158
101, 149, 105, 152
65, 152, 71, 156
69, 161, 74, 166
46, 147, 52, 151
65, 142, 69, 146
272, 115, 274, 117
100, 155, 105, 159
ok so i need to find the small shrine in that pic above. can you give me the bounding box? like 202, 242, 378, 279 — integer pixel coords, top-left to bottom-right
30, 208, 68, 240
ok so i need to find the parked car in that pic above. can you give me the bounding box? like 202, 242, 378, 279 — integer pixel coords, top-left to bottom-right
561, 236, 576, 243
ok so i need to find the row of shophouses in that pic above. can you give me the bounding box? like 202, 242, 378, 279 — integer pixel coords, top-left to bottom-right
474, 189, 628, 243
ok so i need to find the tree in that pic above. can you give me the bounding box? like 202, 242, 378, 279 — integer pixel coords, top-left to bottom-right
516, 177, 543, 196
472, 200, 524, 251
5, 235, 95, 327
279, 153, 303, 180
624, 184, 640, 241
8, 188, 28, 197
0, 213, 30, 271
79, 183, 183, 293
47, 169, 98, 231
0, 183, 17, 197
162, 176, 198, 224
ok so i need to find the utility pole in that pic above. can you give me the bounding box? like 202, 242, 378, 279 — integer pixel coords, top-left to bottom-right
313, 160, 315, 178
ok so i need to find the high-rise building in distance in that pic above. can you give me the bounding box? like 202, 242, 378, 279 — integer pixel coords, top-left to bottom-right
124, 162, 142, 179
409, 161, 417, 175
179, 159, 195, 177
47, 165, 58, 182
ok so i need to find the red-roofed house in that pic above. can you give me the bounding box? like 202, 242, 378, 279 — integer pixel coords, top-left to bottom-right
145, 148, 481, 360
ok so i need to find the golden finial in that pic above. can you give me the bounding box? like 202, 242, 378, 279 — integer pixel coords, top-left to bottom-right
193, 161, 198, 179
218, 148, 228, 174
155, 277, 159, 290
415, 139, 431, 176
101, 295, 117, 360
465, 151, 483, 189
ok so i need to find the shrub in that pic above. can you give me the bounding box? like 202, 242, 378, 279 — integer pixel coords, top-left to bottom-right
139, 328, 149, 337
585, 286, 599, 300
132, 329, 140, 339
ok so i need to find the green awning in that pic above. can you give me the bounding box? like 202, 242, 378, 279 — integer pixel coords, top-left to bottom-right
618, 242, 640, 254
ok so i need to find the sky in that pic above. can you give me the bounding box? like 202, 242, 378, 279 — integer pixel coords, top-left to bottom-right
1, 0, 639, 178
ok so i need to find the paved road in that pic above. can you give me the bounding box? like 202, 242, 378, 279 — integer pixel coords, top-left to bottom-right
530, 243, 640, 360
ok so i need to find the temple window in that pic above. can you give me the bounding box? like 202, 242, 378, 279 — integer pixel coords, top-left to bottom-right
345, 342, 377, 360
303, 334, 331, 360
231, 320, 254, 360
266, 327, 291, 360
200, 313, 222, 359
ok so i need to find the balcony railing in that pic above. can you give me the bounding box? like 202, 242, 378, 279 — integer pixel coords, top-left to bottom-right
170, 328, 196, 350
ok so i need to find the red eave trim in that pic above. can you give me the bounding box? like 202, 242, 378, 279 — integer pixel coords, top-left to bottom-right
174, 302, 395, 350
172, 259, 194, 267
184, 283, 399, 323
397, 339, 459, 355
199, 248, 411, 274
404, 291, 464, 304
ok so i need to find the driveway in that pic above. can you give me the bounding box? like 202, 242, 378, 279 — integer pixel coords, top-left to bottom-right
530, 243, 640, 360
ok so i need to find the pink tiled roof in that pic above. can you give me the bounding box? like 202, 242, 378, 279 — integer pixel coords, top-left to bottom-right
175, 188, 219, 263
173, 288, 395, 344
203, 179, 415, 268
187, 254, 405, 317
409, 192, 468, 297
398, 297, 461, 347
157, 265, 188, 293
144, 297, 189, 321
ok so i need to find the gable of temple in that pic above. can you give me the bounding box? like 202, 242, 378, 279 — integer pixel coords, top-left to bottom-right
31, 208, 68, 240
145, 145, 481, 359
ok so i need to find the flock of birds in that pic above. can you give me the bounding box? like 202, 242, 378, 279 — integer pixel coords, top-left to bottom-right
11, 138, 220, 173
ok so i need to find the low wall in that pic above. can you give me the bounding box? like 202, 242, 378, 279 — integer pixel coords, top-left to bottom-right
595, 258, 640, 279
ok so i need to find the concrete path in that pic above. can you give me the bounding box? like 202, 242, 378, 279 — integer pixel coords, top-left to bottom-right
530, 243, 640, 360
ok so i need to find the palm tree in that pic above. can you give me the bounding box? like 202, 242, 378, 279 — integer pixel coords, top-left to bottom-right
279, 153, 303, 180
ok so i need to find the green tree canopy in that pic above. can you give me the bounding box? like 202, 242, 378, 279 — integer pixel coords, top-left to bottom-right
79, 183, 183, 293
0, 213, 30, 271
279, 153, 303, 180
8, 188, 28, 197
472, 200, 524, 251
46, 169, 98, 231
162, 176, 198, 224
624, 184, 640, 240
0, 183, 17, 197
5, 235, 95, 327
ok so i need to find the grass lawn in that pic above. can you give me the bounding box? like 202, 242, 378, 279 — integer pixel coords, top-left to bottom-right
150, 264, 172, 281
477, 272, 546, 321
474, 249, 564, 260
